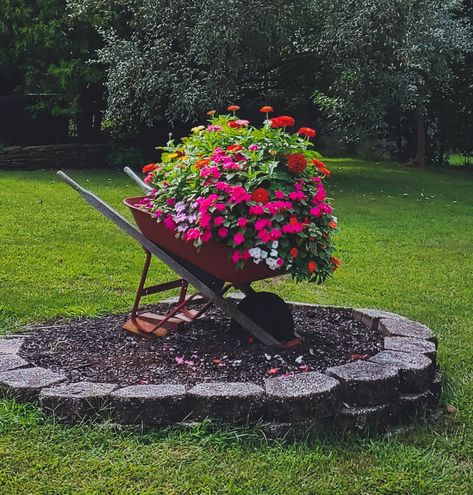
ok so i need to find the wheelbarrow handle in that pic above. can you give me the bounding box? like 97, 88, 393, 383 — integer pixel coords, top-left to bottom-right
56, 171, 281, 346
123, 167, 153, 193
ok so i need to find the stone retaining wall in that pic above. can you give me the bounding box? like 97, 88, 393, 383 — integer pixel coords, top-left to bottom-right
0, 307, 441, 433
0, 143, 111, 170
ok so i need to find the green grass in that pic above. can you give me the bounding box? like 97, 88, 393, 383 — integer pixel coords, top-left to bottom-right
1, 159, 472, 494
448, 154, 472, 166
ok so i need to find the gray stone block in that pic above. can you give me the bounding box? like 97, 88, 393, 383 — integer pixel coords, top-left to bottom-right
264, 372, 340, 421
352, 309, 397, 330
40, 381, 118, 422
0, 338, 24, 355
187, 382, 265, 422
110, 384, 186, 425
379, 318, 437, 345
326, 360, 399, 406
337, 403, 396, 431
370, 350, 433, 393
400, 390, 434, 418
384, 336, 437, 364
0, 367, 66, 401
0, 355, 29, 372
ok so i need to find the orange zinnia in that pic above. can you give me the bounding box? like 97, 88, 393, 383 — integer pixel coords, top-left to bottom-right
260, 105, 274, 113
207, 110, 216, 116
142, 163, 158, 173
328, 220, 337, 229
227, 104, 240, 112
194, 158, 210, 170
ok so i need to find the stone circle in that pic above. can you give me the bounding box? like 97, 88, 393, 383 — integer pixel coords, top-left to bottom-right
0, 304, 441, 433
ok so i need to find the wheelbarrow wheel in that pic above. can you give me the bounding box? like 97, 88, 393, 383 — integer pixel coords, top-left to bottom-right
229, 291, 300, 346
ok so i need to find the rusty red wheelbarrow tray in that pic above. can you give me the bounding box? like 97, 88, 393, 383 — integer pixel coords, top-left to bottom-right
57, 169, 285, 346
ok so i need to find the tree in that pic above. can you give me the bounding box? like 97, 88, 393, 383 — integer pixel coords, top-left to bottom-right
0, 0, 104, 142
314, 0, 472, 166
68, 0, 321, 135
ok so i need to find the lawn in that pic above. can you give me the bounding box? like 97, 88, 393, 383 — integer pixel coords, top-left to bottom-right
0, 158, 472, 494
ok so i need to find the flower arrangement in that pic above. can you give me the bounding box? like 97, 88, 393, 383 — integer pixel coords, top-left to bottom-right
138, 105, 340, 283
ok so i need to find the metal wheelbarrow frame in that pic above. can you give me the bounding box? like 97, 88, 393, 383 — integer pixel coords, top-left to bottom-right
57, 169, 286, 346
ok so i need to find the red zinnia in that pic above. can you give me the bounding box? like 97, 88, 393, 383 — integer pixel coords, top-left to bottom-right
251, 187, 270, 204
287, 153, 307, 174
290, 247, 299, 258
271, 115, 295, 128
227, 105, 240, 112
227, 144, 243, 153
142, 163, 158, 173
308, 261, 317, 273
260, 105, 274, 113
297, 127, 316, 139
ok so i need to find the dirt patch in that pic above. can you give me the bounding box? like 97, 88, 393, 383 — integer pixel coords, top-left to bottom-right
20, 302, 383, 386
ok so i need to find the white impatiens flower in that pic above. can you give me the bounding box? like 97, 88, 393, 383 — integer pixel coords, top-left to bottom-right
260, 250, 268, 259
271, 241, 279, 249
249, 247, 262, 258
270, 249, 278, 258
265, 257, 279, 270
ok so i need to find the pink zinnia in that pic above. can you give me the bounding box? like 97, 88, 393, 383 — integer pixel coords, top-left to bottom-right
249, 144, 259, 152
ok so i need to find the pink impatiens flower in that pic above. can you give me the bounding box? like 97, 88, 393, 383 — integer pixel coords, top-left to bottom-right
237, 218, 248, 227
217, 227, 228, 238
214, 216, 225, 226
163, 214, 176, 230
274, 190, 285, 199
233, 232, 245, 245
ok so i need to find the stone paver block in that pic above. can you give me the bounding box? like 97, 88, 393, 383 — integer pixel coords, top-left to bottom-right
187, 382, 265, 422
400, 390, 434, 418
0, 355, 29, 372
326, 360, 399, 406
384, 336, 437, 364
352, 309, 400, 330
370, 350, 433, 393
110, 384, 186, 425
0, 338, 24, 355
0, 367, 66, 401
40, 381, 118, 422
337, 403, 395, 431
379, 318, 437, 345
264, 372, 340, 421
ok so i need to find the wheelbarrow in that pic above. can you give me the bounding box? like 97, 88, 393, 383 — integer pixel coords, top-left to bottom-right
57, 169, 302, 348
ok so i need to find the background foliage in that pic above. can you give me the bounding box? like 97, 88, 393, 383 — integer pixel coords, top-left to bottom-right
0, 0, 472, 163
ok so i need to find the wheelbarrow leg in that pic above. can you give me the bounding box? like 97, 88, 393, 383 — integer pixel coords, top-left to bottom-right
57, 171, 282, 346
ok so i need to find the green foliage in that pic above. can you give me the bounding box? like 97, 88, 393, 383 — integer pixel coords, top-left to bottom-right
314, 0, 472, 144
0, 0, 104, 140
67, 0, 317, 133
